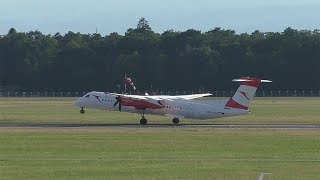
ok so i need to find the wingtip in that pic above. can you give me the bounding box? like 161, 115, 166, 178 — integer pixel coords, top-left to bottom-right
261, 80, 272, 83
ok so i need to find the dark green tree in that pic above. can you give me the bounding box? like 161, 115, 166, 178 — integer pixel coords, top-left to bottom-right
1, 21, 320, 92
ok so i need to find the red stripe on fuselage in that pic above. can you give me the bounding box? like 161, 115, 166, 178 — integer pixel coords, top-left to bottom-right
225, 99, 248, 110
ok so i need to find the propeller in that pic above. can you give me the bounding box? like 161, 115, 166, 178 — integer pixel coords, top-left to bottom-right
113, 96, 122, 111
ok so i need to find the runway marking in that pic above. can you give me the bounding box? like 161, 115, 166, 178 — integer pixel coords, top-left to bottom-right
258, 173, 271, 180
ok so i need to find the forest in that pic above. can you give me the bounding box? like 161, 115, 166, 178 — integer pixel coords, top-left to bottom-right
1, 18, 320, 93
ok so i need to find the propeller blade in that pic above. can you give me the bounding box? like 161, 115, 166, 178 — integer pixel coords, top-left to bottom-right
114, 96, 122, 111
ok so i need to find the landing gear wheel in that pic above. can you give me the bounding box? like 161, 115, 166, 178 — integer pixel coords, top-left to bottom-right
80, 108, 85, 114
172, 118, 179, 125
140, 118, 147, 125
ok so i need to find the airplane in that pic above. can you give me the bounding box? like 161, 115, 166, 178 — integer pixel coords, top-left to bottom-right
74, 77, 271, 125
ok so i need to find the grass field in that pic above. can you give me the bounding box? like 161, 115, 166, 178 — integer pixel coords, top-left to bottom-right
1, 97, 320, 179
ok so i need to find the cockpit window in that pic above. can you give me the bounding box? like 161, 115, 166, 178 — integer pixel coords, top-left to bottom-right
85, 94, 90, 98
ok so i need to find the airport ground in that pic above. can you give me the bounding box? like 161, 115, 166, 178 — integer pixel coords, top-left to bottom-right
0, 97, 320, 179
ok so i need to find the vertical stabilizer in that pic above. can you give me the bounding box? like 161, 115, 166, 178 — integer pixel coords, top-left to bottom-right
225, 77, 271, 110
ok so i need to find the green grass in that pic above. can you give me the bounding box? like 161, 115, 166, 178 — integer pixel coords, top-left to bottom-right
1, 128, 320, 179
1, 97, 320, 179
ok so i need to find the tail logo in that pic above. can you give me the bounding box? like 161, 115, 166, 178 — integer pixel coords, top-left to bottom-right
239, 91, 250, 101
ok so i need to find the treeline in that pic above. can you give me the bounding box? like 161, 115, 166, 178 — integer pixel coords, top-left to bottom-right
1, 18, 320, 92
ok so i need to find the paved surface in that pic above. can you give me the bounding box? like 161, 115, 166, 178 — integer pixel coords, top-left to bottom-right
1, 123, 320, 129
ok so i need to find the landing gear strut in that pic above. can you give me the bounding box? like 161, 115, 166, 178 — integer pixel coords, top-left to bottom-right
140, 114, 147, 125
172, 118, 179, 125
80, 107, 85, 114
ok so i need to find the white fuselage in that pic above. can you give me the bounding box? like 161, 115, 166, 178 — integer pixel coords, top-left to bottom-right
74, 91, 249, 120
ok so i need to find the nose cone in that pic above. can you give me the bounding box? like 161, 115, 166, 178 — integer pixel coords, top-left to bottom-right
74, 98, 82, 107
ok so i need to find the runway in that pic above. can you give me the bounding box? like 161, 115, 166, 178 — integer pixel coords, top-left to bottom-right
1, 123, 320, 129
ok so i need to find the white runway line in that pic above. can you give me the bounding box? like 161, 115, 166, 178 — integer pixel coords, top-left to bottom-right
258, 173, 271, 180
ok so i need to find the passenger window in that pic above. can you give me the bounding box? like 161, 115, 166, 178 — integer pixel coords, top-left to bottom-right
85, 94, 90, 98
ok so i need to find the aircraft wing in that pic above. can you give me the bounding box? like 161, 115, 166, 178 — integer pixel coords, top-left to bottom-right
172, 93, 212, 100
108, 93, 211, 110
146, 93, 212, 101
109, 93, 147, 100
110, 93, 212, 101
109, 93, 164, 110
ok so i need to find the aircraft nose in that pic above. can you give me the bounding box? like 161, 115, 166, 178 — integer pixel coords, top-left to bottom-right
74, 98, 82, 107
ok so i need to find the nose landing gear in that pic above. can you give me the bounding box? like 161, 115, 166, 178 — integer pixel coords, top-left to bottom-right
80, 107, 85, 114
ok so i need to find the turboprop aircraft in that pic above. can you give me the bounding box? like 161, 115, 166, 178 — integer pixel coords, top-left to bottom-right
74, 77, 271, 125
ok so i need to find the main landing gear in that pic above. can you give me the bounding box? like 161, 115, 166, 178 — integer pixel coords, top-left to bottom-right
140, 114, 147, 125
139, 114, 179, 125
80, 107, 85, 114
172, 118, 180, 125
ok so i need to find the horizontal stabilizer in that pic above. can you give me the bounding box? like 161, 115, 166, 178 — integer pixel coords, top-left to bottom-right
232, 78, 272, 83
261, 80, 272, 83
